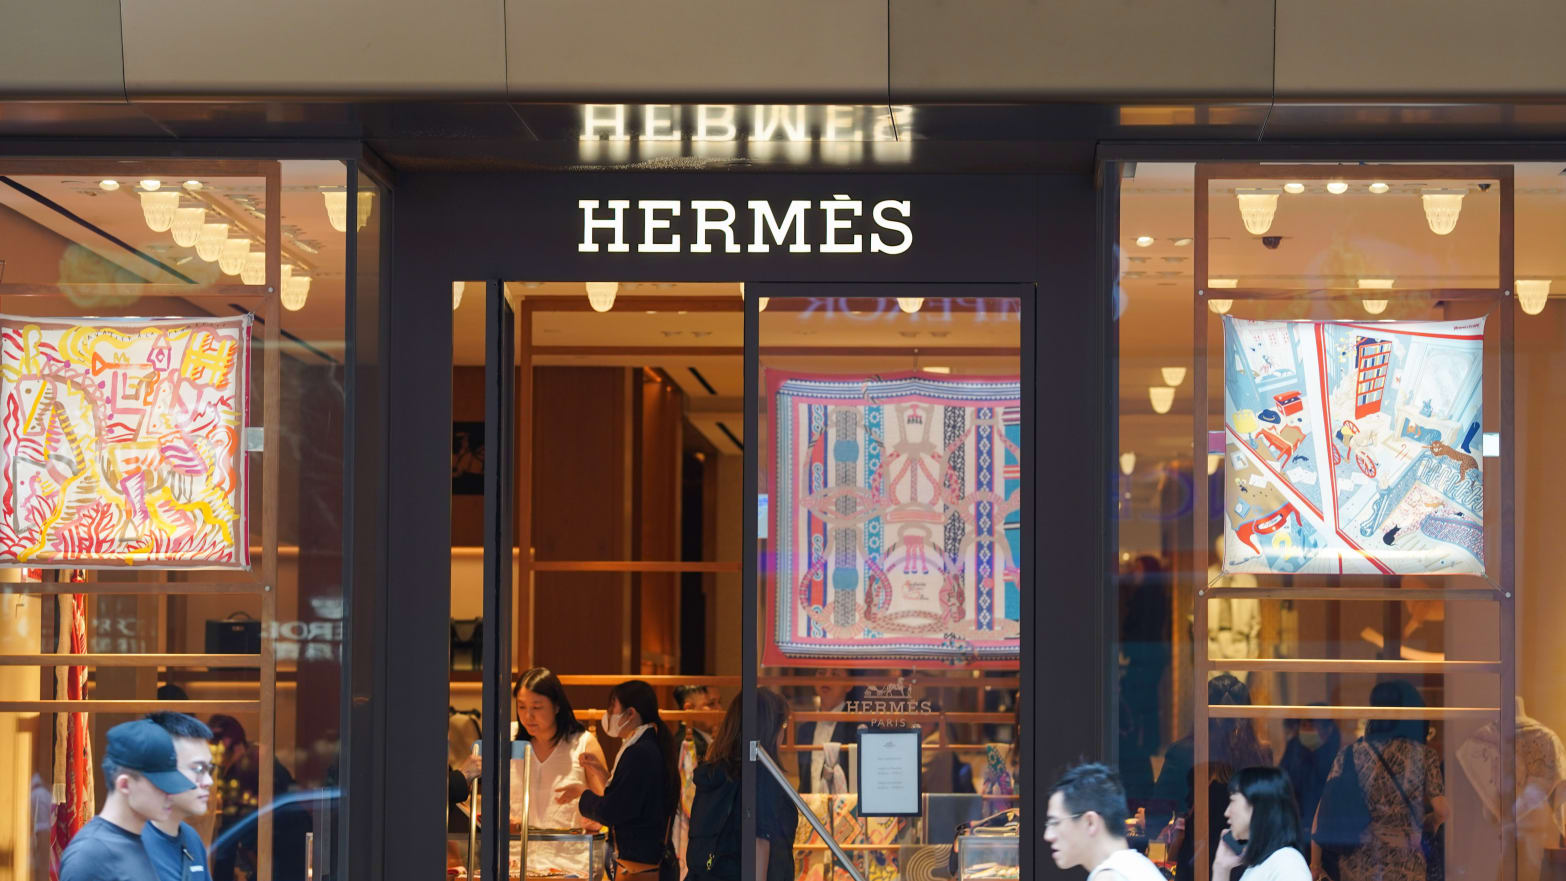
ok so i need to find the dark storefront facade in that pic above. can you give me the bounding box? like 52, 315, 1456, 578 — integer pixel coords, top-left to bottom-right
3, 7, 1566, 881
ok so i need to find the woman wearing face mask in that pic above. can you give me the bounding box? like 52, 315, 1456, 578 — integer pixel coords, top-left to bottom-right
559, 680, 679, 881
1278, 709, 1340, 847
1211, 766, 1311, 881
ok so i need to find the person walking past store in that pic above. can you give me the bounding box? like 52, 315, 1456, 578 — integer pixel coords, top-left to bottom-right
142, 713, 216, 881
1044, 762, 1165, 881
59, 719, 197, 881
562, 679, 679, 881
1211, 766, 1311, 881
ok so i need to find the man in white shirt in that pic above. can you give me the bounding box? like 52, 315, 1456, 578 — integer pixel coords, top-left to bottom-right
1045, 763, 1164, 881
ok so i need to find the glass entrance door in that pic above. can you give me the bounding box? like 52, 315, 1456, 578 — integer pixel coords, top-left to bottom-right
743, 285, 1032, 881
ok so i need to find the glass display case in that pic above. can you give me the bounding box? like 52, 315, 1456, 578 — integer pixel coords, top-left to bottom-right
447, 830, 607, 880
953, 830, 1019, 881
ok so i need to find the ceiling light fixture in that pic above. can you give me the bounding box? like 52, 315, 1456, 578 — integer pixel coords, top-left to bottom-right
218, 237, 250, 276
586, 281, 619, 312
1235, 188, 1281, 235
1172, 237, 1194, 247
1361, 298, 1389, 315
1517, 279, 1552, 315
1208, 299, 1234, 314
1161, 366, 1187, 387
138, 179, 162, 192
452, 281, 465, 311
139, 191, 180, 232
897, 297, 924, 314
1326, 181, 1349, 195
282, 274, 311, 311
758, 297, 769, 311
1283, 182, 1305, 194
1421, 188, 1465, 235
1357, 278, 1395, 289
195, 223, 229, 262
1208, 453, 1223, 475
99, 179, 120, 192
1208, 278, 1239, 288
240, 250, 266, 286
1119, 452, 1136, 476
1134, 235, 1155, 248
1148, 386, 1176, 414
922, 366, 952, 374
1369, 182, 1390, 194
322, 189, 374, 233
182, 180, 203, 192
170, 206, 206, 248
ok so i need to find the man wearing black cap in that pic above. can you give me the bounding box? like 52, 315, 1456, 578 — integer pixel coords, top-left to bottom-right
60, 719, 197, 881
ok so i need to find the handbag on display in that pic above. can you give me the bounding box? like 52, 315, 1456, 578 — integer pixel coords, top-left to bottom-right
1313, 741, 1372, 857
205, 611, 262, 655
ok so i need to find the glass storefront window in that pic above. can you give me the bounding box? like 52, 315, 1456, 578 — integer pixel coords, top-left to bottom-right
1115, 161, 1565, 881
0, 159, 357, 881
752, 288, 1026, 881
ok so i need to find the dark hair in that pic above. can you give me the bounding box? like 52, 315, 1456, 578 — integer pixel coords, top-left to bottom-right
1209, 674, 1270, 770
146, 711, 214, 741
157, 684, 190, 701
609, 679, 680, 819
706, 688, 789, 776
1365, 679, 1429, 743
1227, 766, 1302, 868
673, 684, 710, 709
513, 667, 587, 746
1050, 762, 1129, 834
207, 715, 247, 747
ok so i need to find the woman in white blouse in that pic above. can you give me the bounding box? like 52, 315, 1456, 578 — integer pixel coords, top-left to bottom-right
1212, 766, 1312, 881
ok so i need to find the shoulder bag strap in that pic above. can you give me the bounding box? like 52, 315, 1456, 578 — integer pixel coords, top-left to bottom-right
1367, 740, 1424, 829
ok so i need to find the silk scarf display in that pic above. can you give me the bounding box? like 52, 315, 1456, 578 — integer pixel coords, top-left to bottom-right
1, 314, 252, 568
1222, 316, 1484, 575
766, 372, 1022, 667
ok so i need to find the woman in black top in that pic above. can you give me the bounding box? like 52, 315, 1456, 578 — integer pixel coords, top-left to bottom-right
689, 688, 796, 881
563, 680, 678, 881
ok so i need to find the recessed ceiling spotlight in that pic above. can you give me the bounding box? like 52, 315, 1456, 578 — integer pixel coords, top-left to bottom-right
1368, 182, 1390, 194
1171, 237, 1194, 247
1134, 235, 1155, 248
99, 179, 120, 191
1283, 182, 1305, 194
138, 179, 162, 192
1326, 181, 1349, 195
182, 180, 203, 191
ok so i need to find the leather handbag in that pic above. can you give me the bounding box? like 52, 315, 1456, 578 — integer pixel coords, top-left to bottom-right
1313, 741, 1372, 856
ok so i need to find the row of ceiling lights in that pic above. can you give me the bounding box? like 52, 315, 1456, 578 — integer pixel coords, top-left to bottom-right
1235, 183, 1466, 236
1203, 275, 1553, 315
99, 178, 375, 312
450, 282, 939, 317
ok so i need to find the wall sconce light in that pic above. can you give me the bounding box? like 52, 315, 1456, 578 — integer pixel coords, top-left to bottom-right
218, 237, 250, 276
1517, 279, 1552, 315
1235, 188, 1281, 235
1119, 452, 1136, 476
1421, 188, 1465, 235
170, 206, 206, 248
282, 274, 311, 311
1160, 366, 1187, 387
195, 223, 230, 262
322, 189, 374, 233
139, 191, 180, 232
240, 250, 266, 285
586, 281, 619, 312
1148, 386, 1175, 414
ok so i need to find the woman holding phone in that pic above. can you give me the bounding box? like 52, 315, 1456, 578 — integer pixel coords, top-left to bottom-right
1212, 766, 1311, 881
